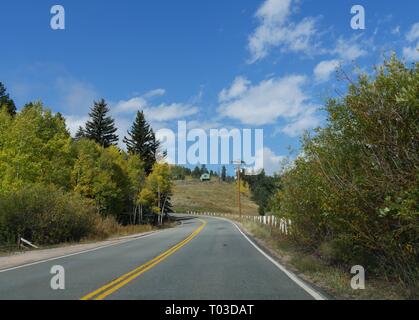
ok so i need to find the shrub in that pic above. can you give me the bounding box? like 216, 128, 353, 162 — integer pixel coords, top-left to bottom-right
0, 184, 98, 245
273, 55, 419, 285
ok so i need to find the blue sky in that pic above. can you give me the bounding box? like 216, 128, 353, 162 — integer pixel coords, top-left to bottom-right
1, 0, 418, 174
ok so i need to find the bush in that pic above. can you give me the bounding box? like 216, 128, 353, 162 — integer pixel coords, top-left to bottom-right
273, 55, 419, 285
0, 184, 98, 245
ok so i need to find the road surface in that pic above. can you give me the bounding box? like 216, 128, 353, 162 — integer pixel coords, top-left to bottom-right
0, 216, 325, 300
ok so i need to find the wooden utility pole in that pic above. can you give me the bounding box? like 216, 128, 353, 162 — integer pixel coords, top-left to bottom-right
231, 160, 245, 218
237, 167, 242, 218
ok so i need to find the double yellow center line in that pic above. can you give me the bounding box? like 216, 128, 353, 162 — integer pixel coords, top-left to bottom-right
81, 219, 207, 300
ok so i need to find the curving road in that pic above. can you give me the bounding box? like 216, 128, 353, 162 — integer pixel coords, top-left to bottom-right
0, 215, 325, 300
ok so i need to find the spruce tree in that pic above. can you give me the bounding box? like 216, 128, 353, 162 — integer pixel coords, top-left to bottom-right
0, 82, 16, 116
149, 128, 162, 161
221, 165, 227, 181
75, 126, 86, 141
85, 99, 118, 148
123, 111, 159, 175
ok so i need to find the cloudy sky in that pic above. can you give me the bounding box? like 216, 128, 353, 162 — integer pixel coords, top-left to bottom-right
1, 0, 418, 174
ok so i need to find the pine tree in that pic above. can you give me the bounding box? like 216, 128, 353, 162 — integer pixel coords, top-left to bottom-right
201, 164, 209, 174
192, 166, 201, 178
221, 165, 227, 181
123, 111, 159, 175
0, 82, 16, 116
75, 126, 86, 141
85, 99, 118, 148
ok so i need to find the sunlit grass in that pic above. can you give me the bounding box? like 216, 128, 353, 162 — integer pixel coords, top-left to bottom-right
172, 179, 259, 216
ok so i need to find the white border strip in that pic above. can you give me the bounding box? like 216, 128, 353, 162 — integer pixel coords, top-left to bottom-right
0, 232, 160, 274
208, 215, 327, 301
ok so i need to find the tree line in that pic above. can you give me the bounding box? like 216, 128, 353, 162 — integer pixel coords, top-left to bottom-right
0, 88, 173, 246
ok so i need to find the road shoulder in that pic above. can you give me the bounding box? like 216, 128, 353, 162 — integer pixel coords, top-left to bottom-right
0, 231, 159, 272
230, 219, 333, 300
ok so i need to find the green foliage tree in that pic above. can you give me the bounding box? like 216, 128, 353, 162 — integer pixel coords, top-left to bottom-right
0, 102, 73, 191
0, 88, 175, 246
272, 55, 419, 285
126, 155, 146, 224
85, 99, 119, 148
71, 140, 129, 218
244, 170, 281, 216
123, 111, 159, 175
0, 82, 16, 116
139, 163, 173, 225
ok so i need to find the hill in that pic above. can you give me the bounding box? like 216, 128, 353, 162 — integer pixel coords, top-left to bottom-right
171, 178, 259, 216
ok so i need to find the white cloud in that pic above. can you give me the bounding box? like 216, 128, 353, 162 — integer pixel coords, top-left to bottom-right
248, 0, 318, 63
406, 22, 419, 42
391, 26, 400, 35
65, 87, 200, 148
333, 36, 367, 61
279, 107, 320, 137
64, 115, 89, 136
314, 59, 340, 82
403, 45, 419, 61
143, 88, 166, 99
143, 103, 199, 122
113, 97, 148, 114
113, 89, 199, 122
252, 147, 285, 176
218, 76, 250, 102
218, 75, 317, 127
403, 22, 419, 62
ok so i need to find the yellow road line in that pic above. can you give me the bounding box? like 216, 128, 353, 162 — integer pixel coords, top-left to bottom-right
81, 219, 207, 300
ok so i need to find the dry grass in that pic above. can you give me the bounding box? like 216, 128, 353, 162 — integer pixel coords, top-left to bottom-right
89, 216, 175, 241
172, 178, 259, 215
234, 218, 414, 300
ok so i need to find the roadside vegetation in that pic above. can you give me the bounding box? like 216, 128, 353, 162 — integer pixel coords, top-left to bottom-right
239, 56, 418, 298
235, 219, 413, 300
0, 89, 173, 249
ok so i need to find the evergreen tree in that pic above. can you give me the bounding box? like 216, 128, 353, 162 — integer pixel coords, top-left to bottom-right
221, 165, 227, 181
192, 166, 201, 178
0, 82, 16, 116
123, 111, 159, 175
85, 99, 118, 148
149, 128, 161, 162
75, 126, 86, 141
200, 164, 209, 174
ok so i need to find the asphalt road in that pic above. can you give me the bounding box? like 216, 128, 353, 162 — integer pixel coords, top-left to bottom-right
0, 215, 324, 300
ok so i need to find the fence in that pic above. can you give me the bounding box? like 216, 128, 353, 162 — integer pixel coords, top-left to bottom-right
185, 211, 291, 235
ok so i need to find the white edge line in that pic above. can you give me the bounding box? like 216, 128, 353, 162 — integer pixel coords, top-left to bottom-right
203, 215, 327, 301
0, 232, 160, 274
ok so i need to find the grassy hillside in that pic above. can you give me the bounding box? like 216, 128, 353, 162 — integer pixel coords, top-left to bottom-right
172, 178, 259, 216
